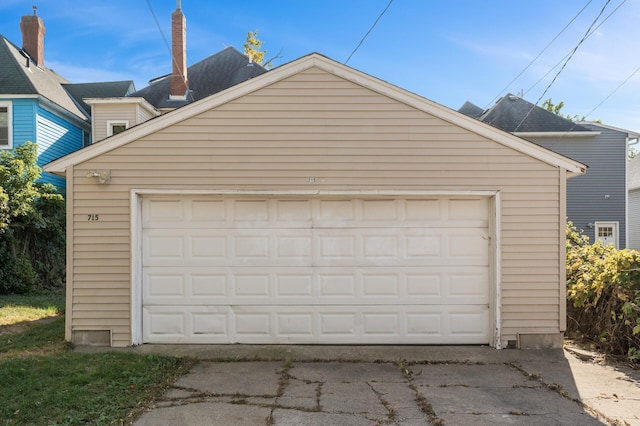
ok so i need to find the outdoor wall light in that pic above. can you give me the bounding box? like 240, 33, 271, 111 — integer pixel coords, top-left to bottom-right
587, 222, 594, 229
86, 170, 111, 184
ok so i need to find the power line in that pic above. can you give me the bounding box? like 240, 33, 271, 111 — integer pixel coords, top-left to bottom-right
525, 0, 625, 96
533, 0, 611, 106
146, 0, 171, 59
484, 0, 593, 110
583, 65, 640, 120
513, 0, 612, 131
345, 0, 393, 65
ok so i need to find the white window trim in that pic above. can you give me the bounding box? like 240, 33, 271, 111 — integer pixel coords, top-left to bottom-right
106, 120, 129, 137
594, 221, 619, 249
0, 101, 13, 149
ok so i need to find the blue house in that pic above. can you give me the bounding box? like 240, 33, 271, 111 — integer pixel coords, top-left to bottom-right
460, 94, 639, 249
0, 12, 133, 190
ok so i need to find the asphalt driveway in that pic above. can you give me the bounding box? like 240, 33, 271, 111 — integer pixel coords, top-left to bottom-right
95, 344, 640, 425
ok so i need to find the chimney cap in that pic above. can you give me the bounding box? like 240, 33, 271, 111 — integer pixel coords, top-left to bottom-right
176, 0, 181, 9
32, 5, 37, 15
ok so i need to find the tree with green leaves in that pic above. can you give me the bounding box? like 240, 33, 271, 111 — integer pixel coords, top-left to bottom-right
0, 142, 66, 293
243, 30, 281, 69
541, 98, 587, 122
244, 30, 266, 66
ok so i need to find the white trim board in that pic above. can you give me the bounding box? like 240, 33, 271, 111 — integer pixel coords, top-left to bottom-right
45, 53, 586, 177
129, 189, 501, 347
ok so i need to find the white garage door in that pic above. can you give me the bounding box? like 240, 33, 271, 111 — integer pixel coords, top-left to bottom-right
141, 195, 491, 344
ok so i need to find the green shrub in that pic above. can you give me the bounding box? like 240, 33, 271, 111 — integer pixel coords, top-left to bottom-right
0, 142, 66, 294
566, 221, 640, 361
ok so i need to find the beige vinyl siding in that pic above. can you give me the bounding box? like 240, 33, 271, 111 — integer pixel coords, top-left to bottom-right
137, 104, 155, 124
91, 104, 138, 142
71, 67, 562, 346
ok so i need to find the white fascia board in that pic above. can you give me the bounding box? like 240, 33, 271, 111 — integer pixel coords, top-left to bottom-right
84, 97, 160, 116
579, 121, 640, 139
45, 56, 318, 173
305, 55, 586, 175
0, 94, 39, 99
44, 53, 586, 176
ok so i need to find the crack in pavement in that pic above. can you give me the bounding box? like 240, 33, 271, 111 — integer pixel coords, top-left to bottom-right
139, 359, 612, 426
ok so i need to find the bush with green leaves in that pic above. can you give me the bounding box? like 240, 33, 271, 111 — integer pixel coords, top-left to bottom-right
0, 142, 66, 294
566, 221, 640, 361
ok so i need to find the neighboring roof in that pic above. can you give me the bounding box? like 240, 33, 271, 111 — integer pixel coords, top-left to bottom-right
458, 101, 484, 118
0, 35, 87, 121
130, 46, 267, 109
461, 94, 591, 133
45, 53, 586, 177
64, 81, 135, 115
579, 121, 640, 139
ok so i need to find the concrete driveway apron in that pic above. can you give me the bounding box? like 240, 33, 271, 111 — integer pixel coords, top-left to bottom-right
128, 345, 639, 425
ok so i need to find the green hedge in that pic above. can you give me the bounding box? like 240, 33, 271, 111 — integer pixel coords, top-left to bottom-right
0, 143, 66, 294
566, 221, 640, 361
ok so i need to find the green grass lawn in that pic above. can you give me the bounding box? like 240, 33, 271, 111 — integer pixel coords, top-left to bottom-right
0, 294, 195, 425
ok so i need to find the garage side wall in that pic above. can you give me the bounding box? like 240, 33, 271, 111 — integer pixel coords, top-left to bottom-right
70, 67, 562, 347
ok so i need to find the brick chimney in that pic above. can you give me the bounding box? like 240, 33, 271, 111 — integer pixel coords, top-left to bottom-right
20, 6, 46, 67
170, 1, 188, 98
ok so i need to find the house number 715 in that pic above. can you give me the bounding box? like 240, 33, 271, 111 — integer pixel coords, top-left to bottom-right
87, 214, 100, 221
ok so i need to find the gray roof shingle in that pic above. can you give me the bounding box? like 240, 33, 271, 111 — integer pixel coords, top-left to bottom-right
461, 94, 590, 133
0, 35, 87, 121
63, 81, 136, 115
130, 46, 267, 109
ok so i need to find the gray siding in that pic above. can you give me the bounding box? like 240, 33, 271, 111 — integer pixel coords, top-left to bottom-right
526, 125, 627, 247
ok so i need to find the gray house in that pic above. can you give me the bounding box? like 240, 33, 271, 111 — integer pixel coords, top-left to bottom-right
460, 94, 638, 248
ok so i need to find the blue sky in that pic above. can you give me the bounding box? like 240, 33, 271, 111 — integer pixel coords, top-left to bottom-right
2, 0, 639, 130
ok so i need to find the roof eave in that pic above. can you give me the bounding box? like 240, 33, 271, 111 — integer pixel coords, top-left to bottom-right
44, 53, 587, 176
514, 131, 601, 138
579, 121, 640, 139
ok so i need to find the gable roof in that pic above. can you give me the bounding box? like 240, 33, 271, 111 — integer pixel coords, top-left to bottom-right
0, 35, 88, 121
129, 46, 267, 110
63, 81, 136, 115
461, 94, 591, 133
45, 53, 586, 176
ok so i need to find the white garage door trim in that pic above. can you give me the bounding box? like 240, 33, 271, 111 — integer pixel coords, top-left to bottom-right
130, 189, 501, 347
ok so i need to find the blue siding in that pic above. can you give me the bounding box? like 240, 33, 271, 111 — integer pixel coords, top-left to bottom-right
36, 105, 84, 190
0, 98, 85, 191
2, 98, 37, 148
527, 126, 627, 247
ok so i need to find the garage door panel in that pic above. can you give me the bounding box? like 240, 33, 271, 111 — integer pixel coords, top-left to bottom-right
143, 305, 490, 344
144, 266, 488, 305
144, 227, 488, 267
142, 197, 489, 229
141, 195, 491, 344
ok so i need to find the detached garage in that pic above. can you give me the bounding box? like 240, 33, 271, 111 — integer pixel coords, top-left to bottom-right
45, 53, 585, 349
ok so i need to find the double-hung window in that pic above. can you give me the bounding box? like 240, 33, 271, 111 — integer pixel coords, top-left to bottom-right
0, 101, 12, 149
